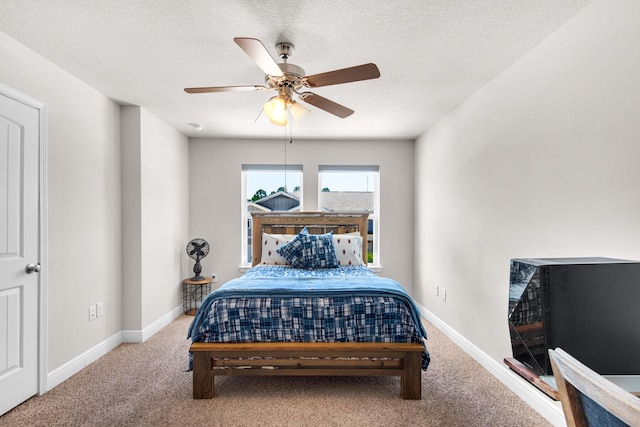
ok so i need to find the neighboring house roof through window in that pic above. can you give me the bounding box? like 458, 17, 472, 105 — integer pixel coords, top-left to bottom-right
319, 191, 374, 212
254, 191, 300, 211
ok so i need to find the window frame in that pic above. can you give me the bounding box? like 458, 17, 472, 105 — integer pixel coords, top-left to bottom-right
241, 164, 303, 267
317, 165, 380, 267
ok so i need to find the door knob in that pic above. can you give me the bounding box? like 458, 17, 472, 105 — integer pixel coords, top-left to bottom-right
25, 263, 41, 274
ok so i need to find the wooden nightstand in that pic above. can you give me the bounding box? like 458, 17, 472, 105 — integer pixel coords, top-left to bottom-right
182, 277, 212, 315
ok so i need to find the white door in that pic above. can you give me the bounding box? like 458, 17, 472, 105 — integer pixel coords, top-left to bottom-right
0, 88, 41, 415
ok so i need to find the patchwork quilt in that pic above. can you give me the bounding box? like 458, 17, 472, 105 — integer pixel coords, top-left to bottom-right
188, 265, 430, 369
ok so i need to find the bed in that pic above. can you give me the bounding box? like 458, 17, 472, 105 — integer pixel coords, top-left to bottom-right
188, 212, 429, 399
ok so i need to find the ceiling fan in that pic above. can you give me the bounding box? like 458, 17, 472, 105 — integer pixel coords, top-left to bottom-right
184, 37, 381, 126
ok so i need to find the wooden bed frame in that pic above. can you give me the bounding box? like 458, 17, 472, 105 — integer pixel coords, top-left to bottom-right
191, 212, 424, 399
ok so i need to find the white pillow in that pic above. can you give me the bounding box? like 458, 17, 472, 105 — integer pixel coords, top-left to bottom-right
260, 233, 296, 265
332, 234, 365, 266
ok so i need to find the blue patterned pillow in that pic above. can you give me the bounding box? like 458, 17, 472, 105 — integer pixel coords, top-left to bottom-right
276, 227, 307, 268
299, 232, 338, 269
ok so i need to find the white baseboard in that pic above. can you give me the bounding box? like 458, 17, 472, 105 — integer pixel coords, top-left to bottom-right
46, 305, 183, 391
416, 304, 565, 427
46, 330, 123, 391
121, 305, 184, 343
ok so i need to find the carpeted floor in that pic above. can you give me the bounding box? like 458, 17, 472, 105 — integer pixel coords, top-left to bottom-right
0, 315, 552, 427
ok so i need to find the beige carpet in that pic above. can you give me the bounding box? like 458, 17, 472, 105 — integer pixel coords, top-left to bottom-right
0, 315, 552, 427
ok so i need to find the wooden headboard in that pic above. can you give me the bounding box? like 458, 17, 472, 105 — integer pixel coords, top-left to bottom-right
250, 212, 369, 266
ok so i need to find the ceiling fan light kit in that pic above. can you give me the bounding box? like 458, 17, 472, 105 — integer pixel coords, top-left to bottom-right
262, 84, 311, 126
289, 100, 310, 122
263, 95, 289, 126
184, 37, 380, 126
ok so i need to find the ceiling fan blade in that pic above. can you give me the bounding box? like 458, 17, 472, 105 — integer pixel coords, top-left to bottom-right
184, 85, 267, 94
300, 92, 354, 118
234, 37, 284, 77
304, 63, 380, 88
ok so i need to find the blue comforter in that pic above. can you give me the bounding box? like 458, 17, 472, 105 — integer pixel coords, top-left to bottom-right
188, 265, 430, 369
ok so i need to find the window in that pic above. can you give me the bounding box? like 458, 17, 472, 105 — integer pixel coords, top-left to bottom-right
241, 165, 303, 265
318, 166, 379, 265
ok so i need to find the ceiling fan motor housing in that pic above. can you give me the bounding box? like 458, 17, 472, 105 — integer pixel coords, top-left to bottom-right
266, 63, 306, 88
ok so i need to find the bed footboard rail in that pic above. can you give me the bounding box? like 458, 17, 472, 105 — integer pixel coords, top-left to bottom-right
191, 342, 423, 400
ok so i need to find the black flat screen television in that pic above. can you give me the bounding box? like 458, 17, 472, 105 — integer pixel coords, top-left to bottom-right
508, 257, 640, 376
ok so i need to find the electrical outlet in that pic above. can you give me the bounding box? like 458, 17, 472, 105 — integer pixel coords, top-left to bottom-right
96, 302, 104, 317
212, 273, 218, 283
441, 289, 447, 302
89, 305, 97, 321
434, 284, 439, 296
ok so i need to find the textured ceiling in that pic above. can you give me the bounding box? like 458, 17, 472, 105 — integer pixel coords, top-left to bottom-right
0, 0, 593, 140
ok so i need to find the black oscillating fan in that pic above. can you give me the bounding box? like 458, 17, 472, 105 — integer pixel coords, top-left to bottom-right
186, 238, 209, 281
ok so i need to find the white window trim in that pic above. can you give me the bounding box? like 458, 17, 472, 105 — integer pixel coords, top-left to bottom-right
318, 165, 381, 268
240, 164, 303, 268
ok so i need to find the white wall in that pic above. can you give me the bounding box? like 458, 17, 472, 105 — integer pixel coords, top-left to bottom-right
1, 31, 190, 375
414, 0, 640, 364
0, 31, 122, 370
139, 108, 190, 327
189, 138, 415, 289
121, 107, 143, 331
121, 106, 190, 331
